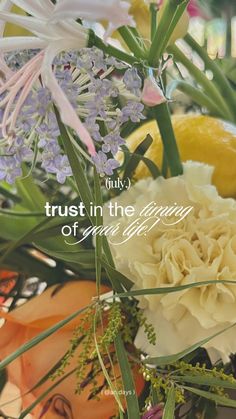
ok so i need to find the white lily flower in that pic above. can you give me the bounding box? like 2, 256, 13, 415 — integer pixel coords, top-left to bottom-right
51, 0, 135, 38
0, 0, 96, 154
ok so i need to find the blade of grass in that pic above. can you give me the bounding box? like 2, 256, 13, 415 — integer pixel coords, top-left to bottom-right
55, 107, 94, 224
101, 258, 133, 291
172, 375, 236, 390
115, 334, 140, 419
183, 386, 236, 408
112, 280, 236, 299
94, 168, 103, 294
123, 135, 160, 180
163, 386, 175, 419
144, 322, 236, 366
0, 304, 92, 371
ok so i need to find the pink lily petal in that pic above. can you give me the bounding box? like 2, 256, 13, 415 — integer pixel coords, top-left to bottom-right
0, 51, 44, 95
10, 0, 54, 18
42, 41, 95, 156
0, 11, 55, 38
51, 0, 135, 35
141, 76, 167, 107
0, 53, 43, 136
0, 36, 47, 53
0, 0, 13, 80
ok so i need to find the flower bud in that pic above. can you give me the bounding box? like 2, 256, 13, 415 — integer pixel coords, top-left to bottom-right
141, 76, 167, 107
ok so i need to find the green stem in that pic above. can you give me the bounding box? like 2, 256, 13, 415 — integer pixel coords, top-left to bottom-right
162, 152, 168, 178
184, 33, 236, 122
167, 80, 226, 118
149, 0, 188, 67
118, 26, 146, 59
167, 44, 234, 122
162, 0, 189, 50
152, 103, 183, 176
90, 31, 138, 65
126, 26, 147, 53
150, 3, 158, 41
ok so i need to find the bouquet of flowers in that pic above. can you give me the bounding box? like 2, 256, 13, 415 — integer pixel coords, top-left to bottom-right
0, 1, 236, 418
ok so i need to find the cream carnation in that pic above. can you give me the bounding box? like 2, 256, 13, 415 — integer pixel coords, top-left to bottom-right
104, 161, 236, 362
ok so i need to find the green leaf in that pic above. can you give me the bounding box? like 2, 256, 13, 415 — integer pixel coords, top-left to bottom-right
167, 80, 223, 118
123, 134, 160, 180
183, 386, 236, 408
163, 387, 176, 419
0, 217, 51, 264
16, 167, 45, 211
55, 108, 94, 223
101, 258, 133, 291
35, 245, 95, 268
144, 322, 236, 366
115, 334, 140, 419
167, 44, 234, 122
0, 303, 92, 371
113, 280, 236, 299
94, 168, 103, 293
172, 374, 236, 390
123, 149, 160, 180
0, 185, 21, 203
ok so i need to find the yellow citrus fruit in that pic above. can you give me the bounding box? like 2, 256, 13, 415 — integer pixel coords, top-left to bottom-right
126, 114, 236, 198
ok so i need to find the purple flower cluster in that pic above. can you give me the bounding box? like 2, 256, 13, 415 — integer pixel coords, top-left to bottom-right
0, 47, 146, 183
37, 119, 72, 184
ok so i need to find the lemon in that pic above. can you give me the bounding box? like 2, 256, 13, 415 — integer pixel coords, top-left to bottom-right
126, 114, 236, 198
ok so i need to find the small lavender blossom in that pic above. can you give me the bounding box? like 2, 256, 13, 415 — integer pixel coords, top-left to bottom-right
44, 154, 72, 184
5, 136, 33, 163
41, 140, 61, 168
89, 78, 119, 99
85, 117, 102, 142
56, 69, 79, 108
90, 47, 107, 71
121, 101, 146, 123
36, 123, 60, 147
102, 132, 125, 155
87, 98, 107, 119
92, 151, 120, 176
123, 68, 142, 97
105, 56, 127, 70
0, 156, 22, 184
34, 87, 52, 117
5, 49, 40, 70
